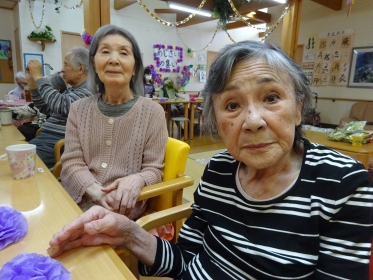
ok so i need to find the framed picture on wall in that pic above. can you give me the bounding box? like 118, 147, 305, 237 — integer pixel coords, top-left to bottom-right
23, 53, 44, 76
0, 39, 14, 83
347, 46, 373, 88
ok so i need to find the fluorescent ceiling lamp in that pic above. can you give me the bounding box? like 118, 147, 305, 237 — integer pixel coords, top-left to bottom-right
273, 0, 287, 3
168, 3, 212, 17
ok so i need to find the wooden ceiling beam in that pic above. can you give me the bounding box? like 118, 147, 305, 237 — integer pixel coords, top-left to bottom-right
310, 0, 343, 11
114, 0, 136, 10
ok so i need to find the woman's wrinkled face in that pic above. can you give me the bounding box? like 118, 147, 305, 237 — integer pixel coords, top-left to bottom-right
94, 34, 135, 88
212, 58, 302, 170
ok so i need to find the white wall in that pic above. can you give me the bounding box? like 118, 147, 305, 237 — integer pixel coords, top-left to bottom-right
3, 0, 371, 125
109, 0, 261, 92
268, 0, 373, 125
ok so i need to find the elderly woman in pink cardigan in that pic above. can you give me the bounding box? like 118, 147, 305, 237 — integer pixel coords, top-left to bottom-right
60, 25, 168, 220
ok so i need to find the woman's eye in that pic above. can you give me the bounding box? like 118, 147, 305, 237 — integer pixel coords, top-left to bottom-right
225, 102, 239, 111
265, 94, 279, 104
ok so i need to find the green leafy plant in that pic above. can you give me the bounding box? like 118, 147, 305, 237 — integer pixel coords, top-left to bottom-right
27, 25, 57, 42
212, 0, 251, 29
163, 76, 180, 93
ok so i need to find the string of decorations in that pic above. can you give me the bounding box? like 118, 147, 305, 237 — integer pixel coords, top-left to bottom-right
28, 0, 46, 29
176, 23, 219, 56
136, 0, 206, 27
54, 0, 84, 13
225, 30, 237, 44
346, 0, 355, 17
227, 0, 290, 31
225, 3, 290, 43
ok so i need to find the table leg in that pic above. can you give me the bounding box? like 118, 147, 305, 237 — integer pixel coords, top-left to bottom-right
183, 105, 188, 141
190, 104, 196, 140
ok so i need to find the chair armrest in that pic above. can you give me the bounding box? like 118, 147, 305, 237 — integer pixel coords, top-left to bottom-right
137, 176, 194, 201
136, 202, 193, 231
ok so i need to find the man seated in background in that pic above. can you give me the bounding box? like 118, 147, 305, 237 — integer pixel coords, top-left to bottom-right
26, 47, 92, 169
6, 71, 27, 100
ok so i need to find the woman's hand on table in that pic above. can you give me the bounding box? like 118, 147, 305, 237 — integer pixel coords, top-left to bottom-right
101, 174, 145, 215
47, 205, 134, 257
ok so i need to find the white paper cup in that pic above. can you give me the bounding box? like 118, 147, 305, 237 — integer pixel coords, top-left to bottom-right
0, 109, 13, 125
6, 144, 37, 180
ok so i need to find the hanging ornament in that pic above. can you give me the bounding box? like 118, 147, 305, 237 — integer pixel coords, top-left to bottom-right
346, 0, 355, 17
187, 48, 195, 58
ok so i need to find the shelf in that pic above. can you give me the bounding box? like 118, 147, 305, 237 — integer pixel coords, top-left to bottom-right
28, 38, 55, 51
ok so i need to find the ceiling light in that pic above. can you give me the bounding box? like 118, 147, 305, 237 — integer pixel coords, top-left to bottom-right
168, 3, 212, 17
273, 0, 287, 3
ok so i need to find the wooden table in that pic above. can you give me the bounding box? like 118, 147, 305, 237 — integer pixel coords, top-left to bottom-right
304, 130, 373, 169
156, 98, 203, 141
0, 124, 26, 147
0, 146, 136, 279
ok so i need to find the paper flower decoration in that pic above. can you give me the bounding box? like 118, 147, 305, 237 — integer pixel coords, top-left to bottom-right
0, 206, 28, 250
81, 31, 93, 45
0, 253, 71, 279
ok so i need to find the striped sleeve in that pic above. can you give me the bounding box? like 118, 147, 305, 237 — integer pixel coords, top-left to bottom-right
32, 78, 91, 116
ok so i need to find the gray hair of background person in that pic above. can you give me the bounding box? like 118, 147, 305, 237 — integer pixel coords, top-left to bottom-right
68, 47, 89, 73
87, 24, 144, 96
47, 73, 67, 93
201, 40, 312, 151
14, 71, 26, 80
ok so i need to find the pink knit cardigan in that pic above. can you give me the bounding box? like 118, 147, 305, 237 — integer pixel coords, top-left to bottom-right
61, 95, 168, 204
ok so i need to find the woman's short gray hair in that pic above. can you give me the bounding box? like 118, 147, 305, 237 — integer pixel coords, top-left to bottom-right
87, 24, 144, 96
202, 40, 312, 151
68, 47, 89, 74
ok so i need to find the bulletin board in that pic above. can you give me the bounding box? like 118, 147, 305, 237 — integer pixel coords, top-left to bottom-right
303, 29, 354, 87
0, 39, 14, 83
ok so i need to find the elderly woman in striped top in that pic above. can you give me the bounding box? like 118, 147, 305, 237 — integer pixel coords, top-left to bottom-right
49, 41, 373, 279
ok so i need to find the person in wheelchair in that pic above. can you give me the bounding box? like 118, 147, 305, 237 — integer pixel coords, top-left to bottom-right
49, 41, 373, 279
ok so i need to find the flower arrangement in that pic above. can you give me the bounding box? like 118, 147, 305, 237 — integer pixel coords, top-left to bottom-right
163, 75, 181, 93
27, 25, 57, 42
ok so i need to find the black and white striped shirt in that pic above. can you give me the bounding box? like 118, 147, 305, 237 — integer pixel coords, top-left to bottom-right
140, 138, 373, 279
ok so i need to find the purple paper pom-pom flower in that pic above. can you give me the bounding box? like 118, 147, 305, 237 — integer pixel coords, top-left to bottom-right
0, 253, 71, 279
0, 206, 28, 250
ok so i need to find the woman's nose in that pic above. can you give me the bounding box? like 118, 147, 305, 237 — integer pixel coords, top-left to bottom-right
109, 52, 119, 64
242, 107, 265, 132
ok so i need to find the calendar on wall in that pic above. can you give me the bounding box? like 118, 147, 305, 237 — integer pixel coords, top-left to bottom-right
303, 29, 354, 87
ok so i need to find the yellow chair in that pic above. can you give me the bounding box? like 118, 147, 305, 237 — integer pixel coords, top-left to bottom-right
128, 202, 193, 279
115, 137, 193, 274
52, 139, 65, 178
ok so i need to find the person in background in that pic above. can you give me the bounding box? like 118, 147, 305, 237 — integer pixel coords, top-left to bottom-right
17, 72, 68, 141
59, 25, 168, 221
26, 47, 92, 169
6, 71, 27, 100
49, 40, 373, 279
143, 68, 155, 98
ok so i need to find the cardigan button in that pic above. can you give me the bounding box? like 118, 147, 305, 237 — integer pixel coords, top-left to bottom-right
101, 163, 108, 168
106, 140, 112, 146
108, 118, 114, 124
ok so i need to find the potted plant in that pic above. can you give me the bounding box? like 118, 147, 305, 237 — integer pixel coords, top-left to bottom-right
27, 25, 56, 50
163, 75, 181, 99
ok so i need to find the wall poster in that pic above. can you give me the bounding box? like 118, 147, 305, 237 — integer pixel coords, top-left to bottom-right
304, 29, 354, 87
0, 39, 14, 83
